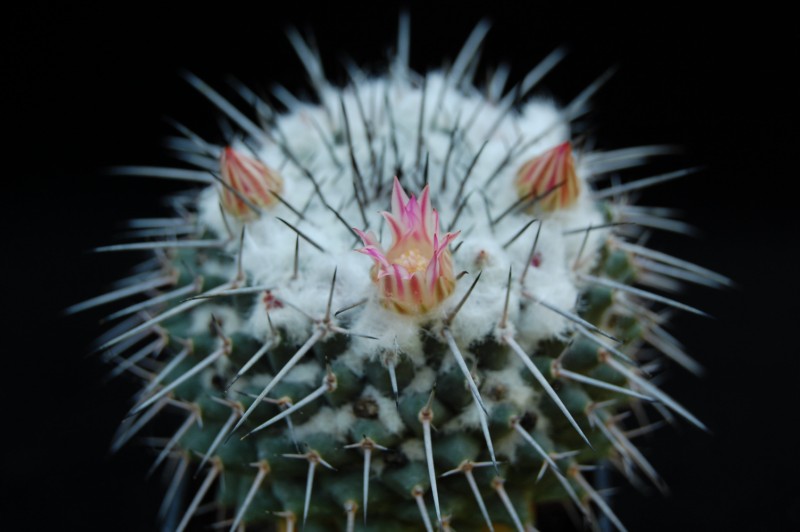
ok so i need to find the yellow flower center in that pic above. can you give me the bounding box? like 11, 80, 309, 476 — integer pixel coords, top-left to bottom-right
395, 248, 428, 274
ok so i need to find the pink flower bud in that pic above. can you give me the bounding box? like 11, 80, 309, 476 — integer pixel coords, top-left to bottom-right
219, 147, 283, 220
515, 141, 580, 213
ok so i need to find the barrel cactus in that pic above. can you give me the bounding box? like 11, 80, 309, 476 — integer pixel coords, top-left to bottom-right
77, 16, 725, 532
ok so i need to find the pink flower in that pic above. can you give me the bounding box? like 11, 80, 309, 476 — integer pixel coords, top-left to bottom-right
219, 147, 283, 220
356, 178, 460, 315
515, 141, 581, 213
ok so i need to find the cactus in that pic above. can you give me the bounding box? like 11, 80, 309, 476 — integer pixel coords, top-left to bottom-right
75, 16, 729, 532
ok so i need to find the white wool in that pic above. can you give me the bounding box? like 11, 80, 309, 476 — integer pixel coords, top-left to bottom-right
293, 405, 356, 441
193, 68, 607, 380
400, 439, 426, 462
442, 404, 482, 433
349, 304, 425, 366
405, 366, 436, 394
495, 432, 523, 463
187, 304, 244, 336
362, 385, 405, 434
483, 367, 538, 411
283, 361, 323, 385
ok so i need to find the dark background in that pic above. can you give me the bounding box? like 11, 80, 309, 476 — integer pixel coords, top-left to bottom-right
5, 2, 796, 530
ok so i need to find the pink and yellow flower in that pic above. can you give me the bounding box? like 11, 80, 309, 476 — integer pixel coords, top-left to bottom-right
219, 147, 283, 220
515, 141, 581, 213
356, 178, 460, 315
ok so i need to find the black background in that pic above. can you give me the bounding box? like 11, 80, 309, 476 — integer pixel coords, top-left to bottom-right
6, 2, 797, 530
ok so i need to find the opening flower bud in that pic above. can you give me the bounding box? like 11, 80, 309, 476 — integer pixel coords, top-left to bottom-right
356, 178, 460, 315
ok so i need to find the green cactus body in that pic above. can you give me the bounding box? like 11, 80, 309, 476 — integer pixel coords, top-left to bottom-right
80, 18, 726, 532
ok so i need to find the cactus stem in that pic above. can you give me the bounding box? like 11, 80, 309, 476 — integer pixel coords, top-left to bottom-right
228, 461, 270, 532
283, 451, 336, 529
175, 457, 222, 532
575, 325, 637, 366
149, 408, 199, 477
345, 437, 389, 526
226, 339, 275, 392
553, 364, 655, 401
411, 485, 434, 532
419, 398, 442, 527
230, 328, 324, 437
491, 477, 524, 532
571, 467, 628, 532
197, 405, 240, 475
442, 462, 496, 531
536, 450, 580, 482
478, 405, 499, 472
276, 217, 326, 253
442, 328, 488, 415
603, 356, 708, 431
442, 328, 498, 470
245, 370, 337, 439
505, 335, 592, 448
101, 280, 237, 352
281, 401, 301, 452
510, 419, 564, 480
130, 344, 228, 416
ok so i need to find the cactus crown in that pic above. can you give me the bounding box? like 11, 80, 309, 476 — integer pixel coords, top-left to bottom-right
77, 16, 727, 532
